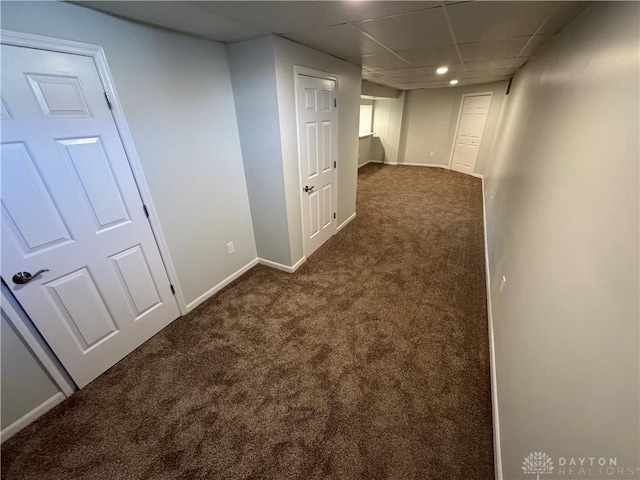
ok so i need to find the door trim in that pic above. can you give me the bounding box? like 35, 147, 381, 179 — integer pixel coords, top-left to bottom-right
447, 90, 494, 172
293, 65, 339, 259
1, 29, 187, 315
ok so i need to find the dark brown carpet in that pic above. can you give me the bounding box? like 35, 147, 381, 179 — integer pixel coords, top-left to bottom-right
2, 164, 494, 480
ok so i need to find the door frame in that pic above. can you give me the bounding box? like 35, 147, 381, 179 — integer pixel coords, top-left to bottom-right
447, 90, 494, 172
1, 29, 187, 315
293, 65, 339, 259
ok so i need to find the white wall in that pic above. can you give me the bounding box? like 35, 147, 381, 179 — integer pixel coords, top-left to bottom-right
361, 80, 400, 99
359, 99, 374, 134
227, 35, 360, 267
1, 1, 257, 308
358, 135, 372, 167
372, 93, 406, 165
1, 284, 69, 441
272, 36, 362, 264
228, 38, 291, 266
399, 81, 507, 174
1, 315, 60, 432
484, 2, 639, 477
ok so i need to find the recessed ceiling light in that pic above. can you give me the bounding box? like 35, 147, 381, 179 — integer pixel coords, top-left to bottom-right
436, 66, 449, 75
449, 79, 459, 85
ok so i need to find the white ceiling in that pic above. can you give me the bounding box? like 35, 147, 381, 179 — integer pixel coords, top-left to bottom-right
75, 1, 590, 90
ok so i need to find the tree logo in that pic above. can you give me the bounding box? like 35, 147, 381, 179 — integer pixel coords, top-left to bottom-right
522, 452, 555, 480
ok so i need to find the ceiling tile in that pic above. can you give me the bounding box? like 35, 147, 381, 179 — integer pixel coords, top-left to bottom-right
461, 70, 514, 80
284, 24, 388, 58
199, 1, 345, 34
464, 58, 530, 73
77, 1, 260, 42
356, 7, 452, 51
351, 53, 411, 71
539, 2, 590, 35
323, 1, 441, 22
447, 1, 559, 43
380, 66, 441, 78
460, 75, 512, 84
521, 35, 553, 57
395, 45, 460, 68
458, 37, 530, 63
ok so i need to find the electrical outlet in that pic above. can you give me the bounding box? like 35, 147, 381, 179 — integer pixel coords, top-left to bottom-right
499, 275, 506, 293
429, 151, 434, 157
227, 241, 235, 254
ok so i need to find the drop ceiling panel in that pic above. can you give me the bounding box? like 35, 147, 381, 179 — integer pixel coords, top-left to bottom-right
381, 66, 441, 78
447, 1, 559, 44
323, 1, 441, 22
356, 7, 452, 51
352, 53, 411, 71
521, 35, 553, 57
458, 37, 530, 63
464, 58, 530, 73
460, 75, 511, 84
395, 45, 460, 68
77, 0, 592, 91
198, 1, 346, 34
284, 24, 388, 58
76, 1, 259, 42
539, 2, 590, 35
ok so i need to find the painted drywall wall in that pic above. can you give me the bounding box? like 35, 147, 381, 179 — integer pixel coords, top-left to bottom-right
484, 2, 639, 477
272, 35, 361, 264
1, 1, 257, 308
361, 80, 400, 99
1, 311, 61, 432
373, 93, 406, 165
228, 38, 291, 266
358, 135, 372, 167
400, 81, 507, 174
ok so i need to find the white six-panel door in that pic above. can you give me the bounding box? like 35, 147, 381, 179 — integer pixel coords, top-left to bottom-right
1, 45, 179, 388
450, 93, 492, 175
297, 73, 337, 257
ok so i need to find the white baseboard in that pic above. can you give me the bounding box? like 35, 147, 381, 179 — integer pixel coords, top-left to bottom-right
386, 162, 484, 178
383, 161, 398, 165
482, 178, 503, 480
398, 162, 450, 169
336, 212, 356, 233
186, 258, 259, 311
1, 392, 66, 443
358, 160, 383, 168
258, 256, 306, 273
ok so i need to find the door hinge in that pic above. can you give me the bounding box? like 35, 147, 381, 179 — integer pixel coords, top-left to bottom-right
104, 92, 113, 110
170, 284, 176, 295
334, 98, 337, 108
334, 161, 337, 168
333, 212, 336, 219
142, 204, 149, 218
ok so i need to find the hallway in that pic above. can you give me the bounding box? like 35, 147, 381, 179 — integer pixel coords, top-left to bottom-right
2, 165, 493, 480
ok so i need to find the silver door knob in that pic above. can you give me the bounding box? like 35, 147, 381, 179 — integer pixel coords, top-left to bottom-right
12, 269, 49, 285
303, 185, 316, 194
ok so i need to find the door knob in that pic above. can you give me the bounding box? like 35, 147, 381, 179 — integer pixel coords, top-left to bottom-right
303, 185, 316, 194
12, 269, 49, 285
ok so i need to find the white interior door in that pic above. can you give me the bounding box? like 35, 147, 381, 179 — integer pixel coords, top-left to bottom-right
450, 93, 492, 175
1, 44, 180, 388
297, 73, 338, 257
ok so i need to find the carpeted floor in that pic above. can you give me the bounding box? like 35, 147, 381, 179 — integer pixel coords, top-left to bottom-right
2, 164, 494, 480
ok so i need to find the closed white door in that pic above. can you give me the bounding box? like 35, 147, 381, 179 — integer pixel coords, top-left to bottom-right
1, 45, 179, 388
450, 94, 492, 175
297, 74, 338, 256
297, 73, 338, 257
